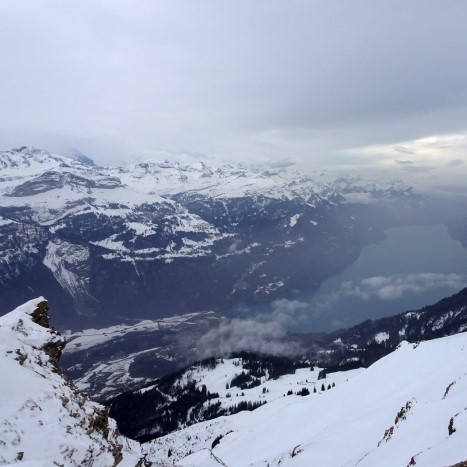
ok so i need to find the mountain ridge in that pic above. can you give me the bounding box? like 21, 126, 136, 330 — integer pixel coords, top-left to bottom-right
0, 146, 424, 329
61, 286, 467, 403
0, 297, 148, 466
2, 296, 467, 465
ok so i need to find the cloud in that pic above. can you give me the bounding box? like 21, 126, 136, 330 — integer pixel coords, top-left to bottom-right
448, 159, 464, 167
228, 240, 242, 253
339, 273, 466, 302
1, 2, 467, 169
269, 298, 311, 328
394, 147, 415, 155
196, 298, 308, 359
267, 159, 296, 169
344, 133, 467, 170
399, 165, 435, 174
342, 192, 377, 205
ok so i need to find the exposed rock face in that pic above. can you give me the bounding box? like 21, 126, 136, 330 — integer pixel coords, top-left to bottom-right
0, 298, 149, 466
30, 300, 67, 367
30, 299, 50, 327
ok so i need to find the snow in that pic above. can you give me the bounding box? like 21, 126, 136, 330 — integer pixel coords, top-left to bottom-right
1, 146, 415, 270
124, 221, 157, 236
0, 216, 14, 226
64, 311, 221, 398
0, 147, 328, 227
289, 214, 300, 227
43, 239, 92, 301
254, 281, 285, 295
148, 333, 467, 466
179, 359, 361, 412
178, 449, 227, 466
3, 296, 467, 466
0, 298, 144, 466
65, 311, 215, 352
342, 192, 377, 205
374, 331, 389, 343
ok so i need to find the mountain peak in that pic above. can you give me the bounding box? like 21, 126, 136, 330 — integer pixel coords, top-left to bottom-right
0, 299, 145, 465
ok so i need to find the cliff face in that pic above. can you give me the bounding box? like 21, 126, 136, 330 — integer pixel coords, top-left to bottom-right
0, 298, 148, 466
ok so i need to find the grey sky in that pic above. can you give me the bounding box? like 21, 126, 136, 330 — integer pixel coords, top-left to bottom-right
1, 1, 466, 170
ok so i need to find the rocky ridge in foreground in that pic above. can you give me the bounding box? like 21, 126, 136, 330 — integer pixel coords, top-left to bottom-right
0, 298, 150, 466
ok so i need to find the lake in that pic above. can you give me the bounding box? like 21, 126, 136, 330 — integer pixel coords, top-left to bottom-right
300, 224, 467, 332
231, 224, 467, 333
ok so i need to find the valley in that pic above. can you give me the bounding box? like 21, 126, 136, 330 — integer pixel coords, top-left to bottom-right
1, 297, 467, 466
2, 3, 467, 464
1, 147, 467, 466
0, 146, 455, 332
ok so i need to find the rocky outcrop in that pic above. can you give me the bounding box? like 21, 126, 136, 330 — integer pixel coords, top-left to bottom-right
0, 298, 149, 466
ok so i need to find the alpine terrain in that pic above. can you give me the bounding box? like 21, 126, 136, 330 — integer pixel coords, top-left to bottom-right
0, 146, 428, 329
1, 298, 467, 466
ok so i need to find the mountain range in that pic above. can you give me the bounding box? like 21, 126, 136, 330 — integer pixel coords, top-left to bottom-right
0, 146, 428, 329
2, 146, 467, 466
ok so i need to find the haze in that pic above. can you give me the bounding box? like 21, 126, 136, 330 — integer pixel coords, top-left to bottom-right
0, 0, 466, 175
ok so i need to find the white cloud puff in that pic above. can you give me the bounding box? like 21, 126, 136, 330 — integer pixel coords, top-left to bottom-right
340, 273, 465, 302
196, 298, 308, 359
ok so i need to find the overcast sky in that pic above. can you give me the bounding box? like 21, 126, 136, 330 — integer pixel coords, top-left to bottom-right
1, 1, 466, 172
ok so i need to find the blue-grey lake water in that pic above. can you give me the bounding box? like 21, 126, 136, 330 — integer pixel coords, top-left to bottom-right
233, 224, 467, 332
300, 224, 467, 331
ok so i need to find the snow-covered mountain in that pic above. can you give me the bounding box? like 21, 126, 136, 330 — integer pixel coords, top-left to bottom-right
0, 146, 424, 329
107, 352, 362, 442
104, 288, 467, 443
146, 331, 467, 466
0, 297, 147, 466
2, 297, 467, 466
300, 286, 467, 369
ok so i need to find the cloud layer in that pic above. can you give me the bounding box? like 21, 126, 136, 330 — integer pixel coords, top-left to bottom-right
196, 299, 308, 359
1, 1, 467, 170
339, 273, 466, 302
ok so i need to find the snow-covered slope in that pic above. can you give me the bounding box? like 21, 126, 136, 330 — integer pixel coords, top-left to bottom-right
0, 146, 423, 328
62, 311, 222, 400
2, 297, 467, 466
299, 286, 467, 371
108, 354, 362, 442
0, 298, 147, 466
147, 333, 467, 466
59, 287, 467, 405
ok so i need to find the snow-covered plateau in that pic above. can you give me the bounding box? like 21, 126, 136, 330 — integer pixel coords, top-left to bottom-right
62, 311, 222, 400
1, 298, 467, 466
